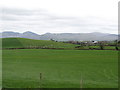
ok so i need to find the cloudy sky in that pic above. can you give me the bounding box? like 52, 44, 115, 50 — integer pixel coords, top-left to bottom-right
0, 0, 119, 34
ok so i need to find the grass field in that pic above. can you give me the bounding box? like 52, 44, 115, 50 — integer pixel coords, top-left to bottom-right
2, 38, 119, 50
2, 38, 76, 49
2, 49, 118, 88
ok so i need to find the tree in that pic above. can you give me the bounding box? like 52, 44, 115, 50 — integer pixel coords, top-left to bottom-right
99, 41, 104, 50
115, 46, 119, 50
50, 39, 55, 41
114, 40, 119, 50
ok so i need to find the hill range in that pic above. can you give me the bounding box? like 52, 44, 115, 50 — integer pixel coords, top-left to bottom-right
0, 31, 118, 41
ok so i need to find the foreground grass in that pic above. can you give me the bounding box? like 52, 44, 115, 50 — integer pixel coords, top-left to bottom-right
2, 49, 118, 88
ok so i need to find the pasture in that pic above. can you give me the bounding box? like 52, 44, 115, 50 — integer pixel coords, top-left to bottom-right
2, 49, 118, 88
2, 38, 120, 50
2, 38, 76, 49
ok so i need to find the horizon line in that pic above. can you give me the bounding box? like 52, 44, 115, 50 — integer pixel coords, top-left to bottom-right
0, 31, 118, 35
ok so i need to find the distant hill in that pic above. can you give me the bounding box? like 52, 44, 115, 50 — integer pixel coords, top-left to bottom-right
39, 32, 118, 41
1, 31, 40, 40
1, 31, 118, 41
21, 31, 40, 40
1, 31, 21, 38
2, 38, 76, 49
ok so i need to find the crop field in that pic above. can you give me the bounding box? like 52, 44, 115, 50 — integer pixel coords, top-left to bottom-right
2, 49, 118, 88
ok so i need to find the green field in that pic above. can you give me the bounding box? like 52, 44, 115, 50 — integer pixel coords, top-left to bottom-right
2, 49, 118, 88
2, 38, 76, 49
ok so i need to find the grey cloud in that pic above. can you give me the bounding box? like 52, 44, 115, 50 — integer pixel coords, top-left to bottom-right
0, 7, 117, 34
1, 7, 80, 21
1, 7, 47, 16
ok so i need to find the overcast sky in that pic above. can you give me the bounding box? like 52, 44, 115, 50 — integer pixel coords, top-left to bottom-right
0, 0, 119, 34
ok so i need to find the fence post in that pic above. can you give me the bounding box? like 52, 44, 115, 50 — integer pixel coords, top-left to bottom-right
39, 73, 42, 88
80, 76, 83, 90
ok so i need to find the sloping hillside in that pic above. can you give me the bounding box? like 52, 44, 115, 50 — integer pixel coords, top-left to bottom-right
2, 38, 76, 49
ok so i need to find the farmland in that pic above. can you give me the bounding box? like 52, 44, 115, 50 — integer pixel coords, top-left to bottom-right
2, 38, 120, 50
2, 38, 119, 88
2, 38, 76, 49
2, 49, 118, 88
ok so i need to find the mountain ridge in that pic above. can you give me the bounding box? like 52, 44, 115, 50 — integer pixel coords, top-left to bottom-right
0, 31, 118, 41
